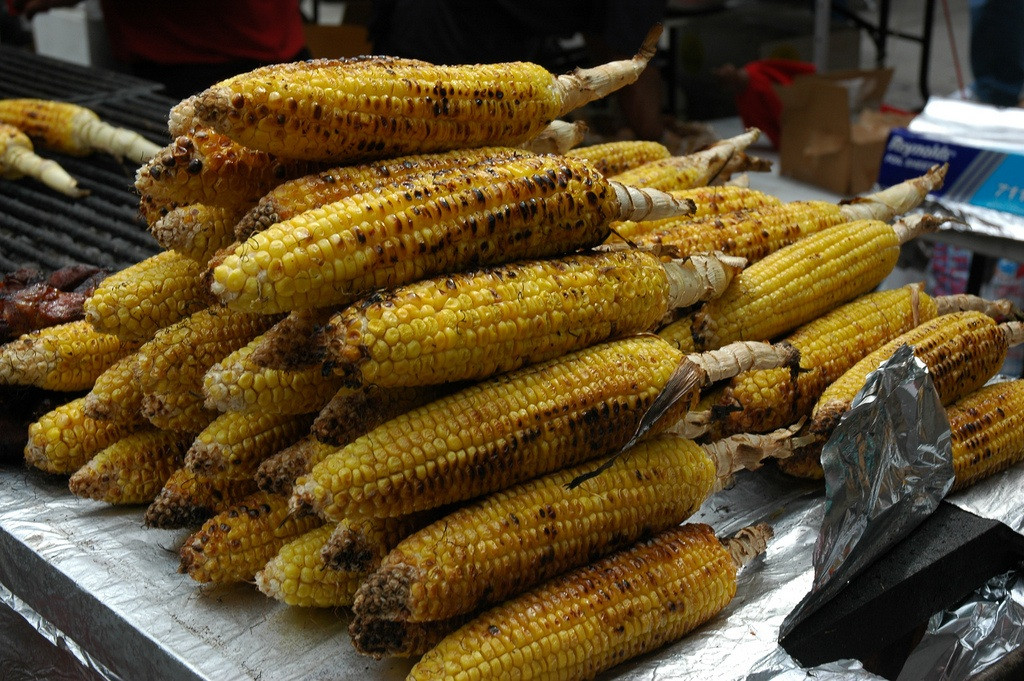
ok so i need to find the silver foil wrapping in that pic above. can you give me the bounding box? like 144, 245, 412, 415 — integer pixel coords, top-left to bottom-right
782, 344, 954, 635
897, 570, 1024, 680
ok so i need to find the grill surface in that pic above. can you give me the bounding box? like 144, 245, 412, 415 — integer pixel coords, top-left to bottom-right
0, 46, 177, 271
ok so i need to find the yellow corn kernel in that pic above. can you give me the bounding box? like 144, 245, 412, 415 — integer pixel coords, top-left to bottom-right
209, 154, 693, 313
83, 352, 142, 423
354, 434, 719, 623
255, 524, 362, 608
407, 523, 770, 681
179, 491, 324, 584
609, 129, 760, 191
949, 379, 1024, 491
234, 146, 535, 240
184, 409, 314, 477
192, 36, 659, 162
0, 320, 136, 391
137, 307, 279, 431
566, 139, 670, 176
702, 285, 940, 438
255, 435, 336, 496
135, 128, 320, 222
292, 336, 796, 520
24, 396, 143, 474
0, 98, 160, 163
0, 121, 84, 197
143, 466, 258, 529
84, 251, 208, 342
68, 427, 192, 505
688, 217, 935, 352
150, 204, 245, 263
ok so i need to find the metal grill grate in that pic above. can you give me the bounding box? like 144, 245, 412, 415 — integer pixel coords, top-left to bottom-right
0, 46, 177, 271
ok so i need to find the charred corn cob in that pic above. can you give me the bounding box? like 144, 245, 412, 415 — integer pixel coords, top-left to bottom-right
321, 512, 439, 573
137, 307, 279, 431
255, 524, 362, 607
354, 431, 783, 623
0, 122, 85, 197
202, 341, 344, 414
811, 312, 1024, 439
661, 215, 941, 353
192, 32, 659, 162
0, 320, 136, 391
321, 250, 744, 388
948, 379, 1024, 491
0, 98, 160, 163
24, 396, 143, 474
694, 285, 939, 439
144, 466, 258, 529
184, 410, 314, 477
291, 337, 798, 519
83, 251, 207, 342
234, 146, 535, 240
615, 166, 944, 276
135, 128, 321, 222
566, 140, 670, 176
407, 523, 772, 681
608, 186, 780, 242
310, 384, 447, 447
255, 435, 335, 496
209, 154, 694, 313
83, 352, 142, 423
609, 129, 761, 191
350, 615, 472, 660
609, 200, 839, 259
68, 427, 192, 504
202, 308, 347, 414
150, 204, 245, 263
179, 491, 324, 584
693, 289, 1021, 440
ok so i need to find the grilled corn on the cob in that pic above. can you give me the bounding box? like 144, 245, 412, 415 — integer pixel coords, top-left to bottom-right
192, 33, 660, 161
178, 491, 324, 584
209, 154, 694, 313
291, 337, 798, 520
0, 98, 159, 163
321, 249, 743, 388
354, 431, 785, 623
0, 320, 136, 391
0, 122, 84, 197
407, 523, 771, 681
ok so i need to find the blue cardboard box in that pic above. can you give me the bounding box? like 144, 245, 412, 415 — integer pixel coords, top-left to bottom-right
878, 127, 1024, 218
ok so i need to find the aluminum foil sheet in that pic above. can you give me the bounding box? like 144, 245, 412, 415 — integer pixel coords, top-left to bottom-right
897, 570, 1024, 680
782, 345, 954, 634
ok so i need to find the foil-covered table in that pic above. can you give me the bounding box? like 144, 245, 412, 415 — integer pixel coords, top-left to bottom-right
2, 456, 1023, 680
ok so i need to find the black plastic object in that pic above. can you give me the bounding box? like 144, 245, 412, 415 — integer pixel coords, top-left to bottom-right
780, 501, 1024, 678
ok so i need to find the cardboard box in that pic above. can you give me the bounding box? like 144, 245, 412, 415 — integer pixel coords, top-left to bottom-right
778, 69, 912, 195
878, 127, 1024, 218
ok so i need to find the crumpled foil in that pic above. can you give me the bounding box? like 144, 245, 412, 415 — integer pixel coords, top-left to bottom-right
781, 344, 954, 636
896, 570, 1024, 680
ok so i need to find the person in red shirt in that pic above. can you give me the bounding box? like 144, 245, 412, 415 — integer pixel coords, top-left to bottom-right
8, 0, 309, 98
